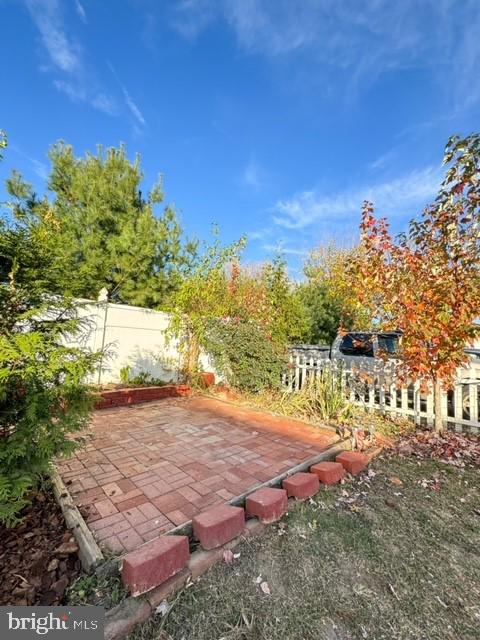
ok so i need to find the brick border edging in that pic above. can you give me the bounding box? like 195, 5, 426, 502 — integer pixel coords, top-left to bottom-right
94, 385, 192, 410
165, 439, 350, 539
51, 469, 104, 571
104, 517, 266, 640
104, 441, 381, 640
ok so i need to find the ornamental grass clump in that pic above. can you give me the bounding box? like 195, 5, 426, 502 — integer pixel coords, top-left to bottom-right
256, 366, 353, 424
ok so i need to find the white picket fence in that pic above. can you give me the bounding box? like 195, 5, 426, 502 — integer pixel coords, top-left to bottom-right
284, 353, 480, 434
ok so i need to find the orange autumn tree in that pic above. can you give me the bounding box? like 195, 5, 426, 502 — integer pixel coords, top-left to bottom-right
354, 134, 480, 432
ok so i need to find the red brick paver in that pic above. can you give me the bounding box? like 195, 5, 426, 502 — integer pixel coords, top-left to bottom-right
57, 396, 336, 553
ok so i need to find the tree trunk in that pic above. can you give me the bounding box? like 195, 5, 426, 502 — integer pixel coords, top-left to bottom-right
186, 331, 200, 379
433, 378, 444, 432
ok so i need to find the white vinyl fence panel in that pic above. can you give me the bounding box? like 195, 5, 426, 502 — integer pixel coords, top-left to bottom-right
284, 353, 480, 434
73, 301, 216, 384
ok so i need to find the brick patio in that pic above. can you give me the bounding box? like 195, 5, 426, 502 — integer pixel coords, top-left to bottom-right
57, 395, 337, 554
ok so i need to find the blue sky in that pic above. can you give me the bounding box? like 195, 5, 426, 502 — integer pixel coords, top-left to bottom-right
1, 0, 479, 277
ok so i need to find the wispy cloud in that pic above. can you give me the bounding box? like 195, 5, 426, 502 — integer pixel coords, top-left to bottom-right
171, 0, 218, 40
248, 227, 271, 241
27, 0, 81, 72
26, 0, 116, 115
368, 148, 398, 172
122, 87, 146, 127
242, 158, 263, 190
52, 79, 117, 116
172, 0, 480, 111
107, 62, 147, 129
272, 165, 444, 230
75, 0, 87, 23
11, 145, 48, 181
90, 92, 117, 116
262, 242, 308, 257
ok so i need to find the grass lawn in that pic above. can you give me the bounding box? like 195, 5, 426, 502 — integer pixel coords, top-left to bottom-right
130, 454, 480, 640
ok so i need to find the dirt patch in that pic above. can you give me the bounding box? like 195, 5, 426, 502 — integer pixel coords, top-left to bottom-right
0, 488, 82, 606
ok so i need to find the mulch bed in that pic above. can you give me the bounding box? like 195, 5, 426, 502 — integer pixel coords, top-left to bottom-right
0, 488, 82, 606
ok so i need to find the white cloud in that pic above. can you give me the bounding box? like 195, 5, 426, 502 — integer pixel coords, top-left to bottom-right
107, 62, 147, 128
11, 145, 48, 181
26, 0, 117, 115
242, 158, 263, 189
272, 165, 444, 230
27, 0, 81, 72
171, 0, 218, 39
262, 242, 308, 256
90, 93, 118, 116
122, 87, 146, 127
53, 81, 117, 116
248, 227, 270, 241
53, 79, 84, 101
75, 0, 87, 23
368, 148, 398, 172
172, 0, 480, 110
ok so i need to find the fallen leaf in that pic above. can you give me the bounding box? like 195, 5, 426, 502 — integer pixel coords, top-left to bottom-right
385, 498, 399, 510
55, 541, 79, 556
260, 581, 271, 595
390, 476, 403, 487
47, 559, 59, 573
155, 600, 171, 616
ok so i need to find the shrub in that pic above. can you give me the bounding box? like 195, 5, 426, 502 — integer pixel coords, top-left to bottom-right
0, 131, 99, 525
118, 365, 166, 387
206, 319, 287, 393
0, 290, 100, 526
119, 365, 132, 384
0, 178, 100, 524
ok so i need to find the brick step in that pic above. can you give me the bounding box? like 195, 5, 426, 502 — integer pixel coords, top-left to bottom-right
122, 535, 189, 596
246, 487, 288, 523
336, 451, 369, 475
193, 504, 245, 550
283, 472, 319, 500
310, 461, 345, 484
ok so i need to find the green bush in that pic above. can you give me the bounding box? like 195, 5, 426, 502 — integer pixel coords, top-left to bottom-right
0, 292, 100, 526
0, 204, 100, 524
0, 131, 100, 525
118, 365, 166, 387
206, 319, 287, 393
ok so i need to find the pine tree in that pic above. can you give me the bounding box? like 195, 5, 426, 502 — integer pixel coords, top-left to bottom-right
5, 142, 196, 306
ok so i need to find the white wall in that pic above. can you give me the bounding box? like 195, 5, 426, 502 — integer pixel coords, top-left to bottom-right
75, 301, 215, 384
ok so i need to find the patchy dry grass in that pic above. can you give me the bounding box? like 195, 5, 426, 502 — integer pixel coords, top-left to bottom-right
130, 455, 480, 640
